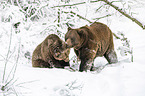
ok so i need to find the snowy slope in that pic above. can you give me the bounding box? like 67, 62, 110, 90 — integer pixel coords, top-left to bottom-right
5, 58, 145, 96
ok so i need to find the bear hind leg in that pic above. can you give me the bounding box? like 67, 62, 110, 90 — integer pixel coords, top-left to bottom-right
104, 50, 118, 64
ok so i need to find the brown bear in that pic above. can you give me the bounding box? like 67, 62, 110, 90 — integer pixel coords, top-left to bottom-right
32, 34, 70, 68
65, 22, 118, 72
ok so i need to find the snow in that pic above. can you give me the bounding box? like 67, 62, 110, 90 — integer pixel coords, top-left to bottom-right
0, 0, 145, 96
3, 61, 145, 96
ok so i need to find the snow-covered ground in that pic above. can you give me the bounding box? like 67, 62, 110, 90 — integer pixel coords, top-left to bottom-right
0, 0, 145, 96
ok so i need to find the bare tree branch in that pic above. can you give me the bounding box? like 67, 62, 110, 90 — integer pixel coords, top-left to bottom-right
70, 11, 93, 23
29, 4, 49, 19
18, 0, 145, 30
52, 0, 145, 30
63, 11, 93, 23
51, 1, 100, 8
64, 11, 113, 24
100, 0, 145, 29
93, 14, 113, 21
2, 26, 13, 83
112, 33, 120, 39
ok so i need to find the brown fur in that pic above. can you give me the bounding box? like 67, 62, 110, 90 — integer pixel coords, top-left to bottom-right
65, 22, 118, 72
32, 34, 70, 68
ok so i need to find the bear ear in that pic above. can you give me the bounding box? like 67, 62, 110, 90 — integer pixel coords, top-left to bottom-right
78, 30, 84, 35
68, 27, 72, 31
48, 39, 53, 47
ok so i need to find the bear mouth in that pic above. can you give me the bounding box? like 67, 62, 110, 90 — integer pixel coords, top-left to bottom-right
66, 42, 79, 48
64, 57, 69, 62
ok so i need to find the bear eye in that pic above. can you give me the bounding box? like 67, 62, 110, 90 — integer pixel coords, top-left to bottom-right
54, 46, 60, 53
55, 52, 60, 57
71, 38, 74, 41
54, 49, 58, 53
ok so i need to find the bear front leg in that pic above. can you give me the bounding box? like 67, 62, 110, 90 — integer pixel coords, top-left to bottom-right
32, 59, 53, 68
54, 60, 70, 68
104, 50, 118, 64
61, 61, 70, 67
79, 60, 86, 72
79, 48, 96, 72
79, 59, 93, 72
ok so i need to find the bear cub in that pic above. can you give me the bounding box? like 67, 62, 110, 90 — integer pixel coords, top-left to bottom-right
32, 34, 70, 68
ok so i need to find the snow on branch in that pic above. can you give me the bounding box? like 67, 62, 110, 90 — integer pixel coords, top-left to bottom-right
63, 11, 113, 24
10, 0, 145, 30
93, 14, 113, 21
51, 1, 100, 8
51, 0, 145, 30
100, 0, 145, 30
63, 11, 93, 23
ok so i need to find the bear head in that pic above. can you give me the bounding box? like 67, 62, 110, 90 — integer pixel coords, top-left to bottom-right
48, 38, 70, 62
65, 27, 88, 50
65, 27, 82, 49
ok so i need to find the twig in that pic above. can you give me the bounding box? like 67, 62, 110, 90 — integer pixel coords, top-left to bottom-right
0, 54, 5, 61
10, 0, 14, 5
2, 79, 18, 91
29, 4, 49, 19
66, 80, 83, 90
15, 80, 39, 87
96, 5, 104, 12
63, 11, 93, 23
12, 86, 19, 96
16, 0, 28, 16
112, 33, 120, 39
6, 38, 21, 83
51, 1, 100, 8
2, 26, 13, 83
71, 11, 93, 23
3, 40, 21, 94
93, 14, 113, 21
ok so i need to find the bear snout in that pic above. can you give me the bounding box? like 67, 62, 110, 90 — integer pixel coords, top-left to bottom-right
62, 49, 70, 62
66, 38, 73, 48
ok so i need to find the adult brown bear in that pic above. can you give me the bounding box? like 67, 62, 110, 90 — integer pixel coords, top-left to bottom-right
65, 22, 118, 72
32, 34, 70, 68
